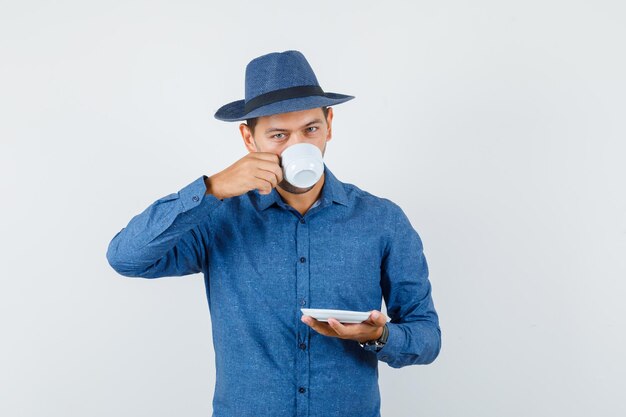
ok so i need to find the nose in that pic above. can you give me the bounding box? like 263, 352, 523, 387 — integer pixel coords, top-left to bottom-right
288, 131, 310, 145
280, 132, 312, 153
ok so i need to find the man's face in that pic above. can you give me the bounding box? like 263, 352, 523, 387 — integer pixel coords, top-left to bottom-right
240, 107, 333, 194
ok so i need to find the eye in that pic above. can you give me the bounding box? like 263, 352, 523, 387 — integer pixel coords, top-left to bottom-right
306, 126, 319, 133
272, 133, 286, 139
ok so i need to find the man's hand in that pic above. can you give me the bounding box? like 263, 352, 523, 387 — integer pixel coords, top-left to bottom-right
301, 310, 388, 343
205, 152, 283, 199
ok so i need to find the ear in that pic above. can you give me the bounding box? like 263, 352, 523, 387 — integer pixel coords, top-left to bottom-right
240, 123, 257, 153
325, 107, 334, 143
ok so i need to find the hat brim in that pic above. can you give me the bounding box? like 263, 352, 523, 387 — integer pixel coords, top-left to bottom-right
214, 92, 355, 122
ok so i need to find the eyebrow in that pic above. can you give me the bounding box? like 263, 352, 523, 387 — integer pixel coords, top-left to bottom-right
264, 118, 323, 134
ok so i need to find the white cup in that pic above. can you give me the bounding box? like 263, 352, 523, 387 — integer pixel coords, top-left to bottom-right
280, 143, 324, 188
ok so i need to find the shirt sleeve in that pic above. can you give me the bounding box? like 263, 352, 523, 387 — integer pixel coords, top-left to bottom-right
375, 203, 442, 367
106, 175, 222, 278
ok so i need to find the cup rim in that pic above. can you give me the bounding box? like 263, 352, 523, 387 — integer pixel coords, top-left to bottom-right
280, 143, 322, 158
283, 157, 324, 170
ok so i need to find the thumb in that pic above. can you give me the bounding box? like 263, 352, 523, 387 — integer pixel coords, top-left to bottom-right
369, 310, 387, 326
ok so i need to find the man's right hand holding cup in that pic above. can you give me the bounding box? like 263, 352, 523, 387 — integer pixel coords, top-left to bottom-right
204, 152, 284, 200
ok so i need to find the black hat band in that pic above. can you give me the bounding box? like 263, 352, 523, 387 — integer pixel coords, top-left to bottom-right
244, 85, 325, 114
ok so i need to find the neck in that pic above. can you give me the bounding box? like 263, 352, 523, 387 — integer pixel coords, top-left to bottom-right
276, 172, 325, 216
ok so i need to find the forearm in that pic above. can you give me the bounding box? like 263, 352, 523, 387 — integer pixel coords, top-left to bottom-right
377, 202, 442, 368
106, 175, 222, 277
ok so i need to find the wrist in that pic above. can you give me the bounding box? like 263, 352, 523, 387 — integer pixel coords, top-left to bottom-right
358, 324, 388, 352
374, 325, 384, 340
378, 323, 388, 343
204, 175, 224, 199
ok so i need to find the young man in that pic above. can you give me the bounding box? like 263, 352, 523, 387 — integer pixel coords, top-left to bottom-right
106, 50, 441, 417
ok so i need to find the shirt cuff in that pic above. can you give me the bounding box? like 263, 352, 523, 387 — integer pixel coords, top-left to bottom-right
176, 175, 223, 222
375, 321, 402, 363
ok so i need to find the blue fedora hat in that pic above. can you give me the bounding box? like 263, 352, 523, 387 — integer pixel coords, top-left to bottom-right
214, 50, 355, 122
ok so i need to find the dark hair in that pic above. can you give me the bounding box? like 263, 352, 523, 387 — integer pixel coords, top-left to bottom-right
246, 106, 330, 135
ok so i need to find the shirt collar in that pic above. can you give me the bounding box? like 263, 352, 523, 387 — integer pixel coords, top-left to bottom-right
254, 163, 349, 211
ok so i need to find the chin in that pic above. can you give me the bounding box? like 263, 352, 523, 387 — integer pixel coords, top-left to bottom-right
278, 179, 316, 194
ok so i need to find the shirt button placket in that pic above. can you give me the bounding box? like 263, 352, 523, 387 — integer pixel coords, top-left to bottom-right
295, 216, 310, 417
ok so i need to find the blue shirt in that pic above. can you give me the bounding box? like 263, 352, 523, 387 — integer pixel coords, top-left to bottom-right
106, 164, 441, 417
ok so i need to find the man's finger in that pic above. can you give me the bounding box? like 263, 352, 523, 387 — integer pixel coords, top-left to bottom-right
302, 315, 335, 336
367, 310, 387, 327
327, 318, 346, 336
253, 152, 281, 164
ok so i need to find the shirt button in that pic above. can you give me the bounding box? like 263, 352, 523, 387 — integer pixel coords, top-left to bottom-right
300, 218, 306, 224
300, 299, 306, 306
299, 387, 306, 393
300, 257, 306, 263
299, 343, 306, 350
192, 195, 199, 202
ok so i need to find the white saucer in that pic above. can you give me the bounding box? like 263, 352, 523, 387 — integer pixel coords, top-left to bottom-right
301, 308, 371, 323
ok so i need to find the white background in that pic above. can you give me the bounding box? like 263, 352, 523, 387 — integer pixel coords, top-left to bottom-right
1, 1, 625, 416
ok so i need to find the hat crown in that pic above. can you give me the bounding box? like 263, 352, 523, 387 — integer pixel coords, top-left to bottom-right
244, 50, 320, 102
